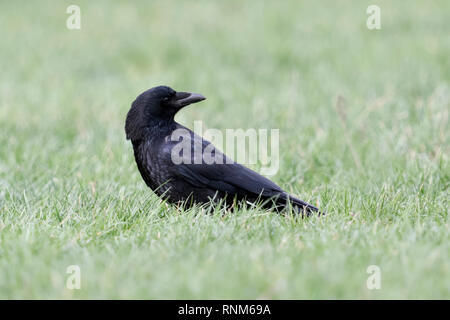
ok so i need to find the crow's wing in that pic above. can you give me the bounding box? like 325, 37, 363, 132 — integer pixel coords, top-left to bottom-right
177, 161, 284, 197
163, 126, 319, 214
165, 129, 285, 198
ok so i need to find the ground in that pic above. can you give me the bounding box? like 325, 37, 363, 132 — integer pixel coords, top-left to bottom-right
0, 0, 448, 299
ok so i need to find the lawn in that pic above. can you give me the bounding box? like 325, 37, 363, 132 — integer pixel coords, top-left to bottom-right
0, 0, 448, 299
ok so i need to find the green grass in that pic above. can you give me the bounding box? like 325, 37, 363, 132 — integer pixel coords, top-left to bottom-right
0, 0, 449, 299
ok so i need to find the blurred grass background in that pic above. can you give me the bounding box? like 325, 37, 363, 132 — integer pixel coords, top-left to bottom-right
0, 0, 448, 298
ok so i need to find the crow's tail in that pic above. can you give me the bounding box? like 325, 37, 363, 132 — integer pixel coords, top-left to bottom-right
278, 193, 322, 217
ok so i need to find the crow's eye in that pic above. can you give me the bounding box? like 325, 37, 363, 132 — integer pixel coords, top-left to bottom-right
162, 97, 170, 102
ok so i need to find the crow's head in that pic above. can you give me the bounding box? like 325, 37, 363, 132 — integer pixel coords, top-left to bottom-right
125, 86, 205, 141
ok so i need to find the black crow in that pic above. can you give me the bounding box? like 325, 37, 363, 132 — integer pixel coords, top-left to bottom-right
125, 86, 320, 215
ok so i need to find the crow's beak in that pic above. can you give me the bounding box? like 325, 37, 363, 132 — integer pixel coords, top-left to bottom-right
174, 91, 206, 108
